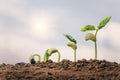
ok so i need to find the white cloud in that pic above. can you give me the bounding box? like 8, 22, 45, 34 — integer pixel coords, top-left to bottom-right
107, 22, 120, 48
98, 22, 120, 50
0, 0, 27, 21
0, 0, 58, 40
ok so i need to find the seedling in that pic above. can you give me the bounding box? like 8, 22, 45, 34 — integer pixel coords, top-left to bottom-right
29, 54, 41, 64
81, 16, 111, 60
64, 34, 77, 62
44, 48, 61, 63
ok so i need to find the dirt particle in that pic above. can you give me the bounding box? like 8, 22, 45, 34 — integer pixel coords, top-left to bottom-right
48, 72, 53, 75
90, 78, 95, 80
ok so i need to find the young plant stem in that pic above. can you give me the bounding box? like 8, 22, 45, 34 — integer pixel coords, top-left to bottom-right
94, 41, 97, 60
94, 29, 98, 60
57, 51, 61, 63
44, 49, 49, 62
74, 49, 76, 62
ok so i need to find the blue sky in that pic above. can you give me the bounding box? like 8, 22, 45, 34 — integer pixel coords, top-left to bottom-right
0, 0, 120, 64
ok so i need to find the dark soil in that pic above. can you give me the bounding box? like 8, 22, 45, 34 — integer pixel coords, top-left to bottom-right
0, 59, 120, 80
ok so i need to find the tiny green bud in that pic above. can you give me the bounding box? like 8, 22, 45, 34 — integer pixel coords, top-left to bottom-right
85, 33, 96, 42
67, 42, 77, 50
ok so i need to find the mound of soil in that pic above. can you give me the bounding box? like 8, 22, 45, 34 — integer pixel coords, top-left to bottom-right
0, 59, 120, 80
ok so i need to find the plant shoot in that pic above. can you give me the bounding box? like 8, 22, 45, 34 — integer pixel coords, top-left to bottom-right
29, 54, 41, 64
64, 34, 77, 62
81, 16, 111, 60
44, 48, 61, 63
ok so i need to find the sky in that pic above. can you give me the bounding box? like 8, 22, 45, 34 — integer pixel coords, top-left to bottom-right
0, 0, 120, 64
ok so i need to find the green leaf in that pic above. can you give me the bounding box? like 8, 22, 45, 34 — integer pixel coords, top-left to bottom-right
64, 34, 77, 44
81, 25, 96, 32
98, 16, 112, 29
85, 33, 96, 42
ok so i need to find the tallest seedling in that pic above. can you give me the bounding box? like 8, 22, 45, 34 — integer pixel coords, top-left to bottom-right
81, 16, 111, 60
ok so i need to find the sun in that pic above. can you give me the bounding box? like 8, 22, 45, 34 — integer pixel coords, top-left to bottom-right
30, 15, 52, 36
29, 14, 55, 39
28, 12, 56, 39
33, 19, 48, 34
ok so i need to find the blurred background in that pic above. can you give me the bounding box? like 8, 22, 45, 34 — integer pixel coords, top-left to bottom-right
0, 0, 120, 64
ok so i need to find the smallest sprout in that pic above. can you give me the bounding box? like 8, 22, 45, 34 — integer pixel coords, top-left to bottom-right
44, 48, 61, 63
29, 54, 41, 64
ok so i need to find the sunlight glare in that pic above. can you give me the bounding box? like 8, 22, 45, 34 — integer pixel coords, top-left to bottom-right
33, 19, 49, 34
29, 14, 55, 39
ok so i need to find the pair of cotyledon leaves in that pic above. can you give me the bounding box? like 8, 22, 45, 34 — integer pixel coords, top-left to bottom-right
81, 16, 111, 42
81, 16, 111, 32
64, 34, 77, 50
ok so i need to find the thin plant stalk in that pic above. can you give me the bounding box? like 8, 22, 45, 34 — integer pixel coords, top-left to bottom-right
57, 51, 60, 63
74, 49, 76, 62
94, 41, 97, 60
94, 29, 98, 60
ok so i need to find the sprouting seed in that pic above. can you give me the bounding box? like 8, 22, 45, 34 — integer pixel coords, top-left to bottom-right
29, 54, 41, 64
44, 48, 61, 63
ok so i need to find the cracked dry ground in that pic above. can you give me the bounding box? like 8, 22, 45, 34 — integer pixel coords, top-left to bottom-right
0, 59, 120, 80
